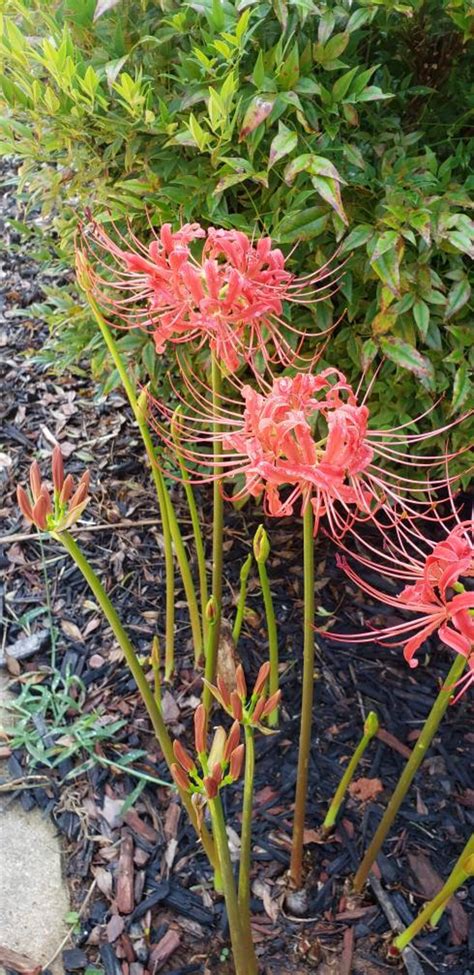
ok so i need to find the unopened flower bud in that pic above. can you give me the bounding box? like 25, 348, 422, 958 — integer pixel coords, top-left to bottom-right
252, 697, 266, 724
194, 704, 207, 755
217, 675, 232, 709
261, 689, 282, 718
173, 739, 195, 773
17, 486, 33, 523
171, 763, 190, 793
204, 775, 219, 799
208, 726, 226, 768
235, 664, 247, 699
211, 762, 223, 784
364, 711, 379, 739
229, 744, 245, 781
253, 525, 270, 564
59, 474, 74, 505
230, 691, 243, 721
137, 387, 149, 421
29, 460, 42, 500
52, 446, 64, 494
239, 552, 252, 583
224, 720, 240, 762
253, 661, 271, 697
205, 595, 218, 624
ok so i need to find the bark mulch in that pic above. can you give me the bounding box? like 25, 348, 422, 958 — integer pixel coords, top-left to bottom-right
1, 161, 473, 975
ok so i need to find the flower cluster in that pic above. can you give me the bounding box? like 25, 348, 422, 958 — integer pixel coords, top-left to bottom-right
154, 364, 460, 536
170, 705, 244, 813
17, 446, 90, 533
79, 219, 342, 372
205, 661, 281, 733
332, 519, 474, 701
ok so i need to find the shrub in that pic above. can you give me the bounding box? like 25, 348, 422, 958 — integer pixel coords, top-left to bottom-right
0, 0, 472, 445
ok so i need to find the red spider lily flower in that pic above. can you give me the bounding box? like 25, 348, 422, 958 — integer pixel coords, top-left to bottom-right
78, 218, 344, 373
151, 365, 467, 537
17, 446, 90, 533
329, 518, 474, 702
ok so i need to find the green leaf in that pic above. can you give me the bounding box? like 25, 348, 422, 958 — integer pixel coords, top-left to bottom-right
278, 43, 299, 90
368, 231, 399, 262
340, 224, 374, 253
322, 32, 350, 61
268, 122, 297, 167
379, 337, 433, 379
252, 50, 265, 89
355, 86, 392, 102
274, 207, 329, 243
311, 174, 348, 225
346, 8, 372, 32
332, 66, 359, 102
371, 249, 400, 295
307, 155, 345, 183
451, 363, 471, 413
445, 278, 471, 319
318, 11, 336, 43
413, 299, 430, 338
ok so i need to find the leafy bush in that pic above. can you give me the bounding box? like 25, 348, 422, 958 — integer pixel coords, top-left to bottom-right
0, 0, 472, 440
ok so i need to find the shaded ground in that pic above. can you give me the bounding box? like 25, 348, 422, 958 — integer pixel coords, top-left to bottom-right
1, 161, 473, 975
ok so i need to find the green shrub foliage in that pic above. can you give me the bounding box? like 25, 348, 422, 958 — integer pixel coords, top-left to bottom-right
0, 0, 472, 443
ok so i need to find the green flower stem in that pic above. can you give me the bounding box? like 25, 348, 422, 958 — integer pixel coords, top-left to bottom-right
232, 553, 252, 645
430, 834, 474, 927
55, 530, 217, 872
290, 502, 315, 887
209, 353, 224, 682
171, 410, 208, 656
202, 599, 219, 730
85, 292, 202, 671
209, 795, 258, 975
353, 653, 467, 894
238, 724, 255, 936
256, 552, 279, 727
393, 846, 474, 953
323, 712, 379, 832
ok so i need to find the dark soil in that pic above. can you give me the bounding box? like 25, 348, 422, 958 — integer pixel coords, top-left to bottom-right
1, 161, 473, 975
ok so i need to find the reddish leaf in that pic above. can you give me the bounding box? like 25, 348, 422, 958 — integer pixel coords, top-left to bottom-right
239, 95, 275, 141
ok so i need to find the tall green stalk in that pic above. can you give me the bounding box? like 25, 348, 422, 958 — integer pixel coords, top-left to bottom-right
254, 527, 279, 727
209, 795, 258, 975
232, 553, 252, 645
430, 834, 474, 927
353, 652, 467, 893
323, 712, 379, 833
290, 502, 315, 887
84, 292, 202, 670
392, 845, 474, 954
55, 530, 217, 872
171, 407, 208, 655
238, 724, 255, 944
209, 352, 224, 683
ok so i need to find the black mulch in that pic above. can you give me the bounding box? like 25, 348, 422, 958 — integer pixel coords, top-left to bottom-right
1, 162, 473, 975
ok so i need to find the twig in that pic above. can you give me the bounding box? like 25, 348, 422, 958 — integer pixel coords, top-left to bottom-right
0, 775, 51, 792
368, 875, 425, 975
41, 878, 98, 972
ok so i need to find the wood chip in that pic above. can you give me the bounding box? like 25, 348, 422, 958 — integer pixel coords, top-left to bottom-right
0, 946, 41, 975
116, 830, 135, 914
149, 930, 180, 973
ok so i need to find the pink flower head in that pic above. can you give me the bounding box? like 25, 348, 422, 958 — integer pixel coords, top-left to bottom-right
330, 516, 474, 702
78, 219, 343, 372
223, 369, 374, 529
153, 361, 466, 540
